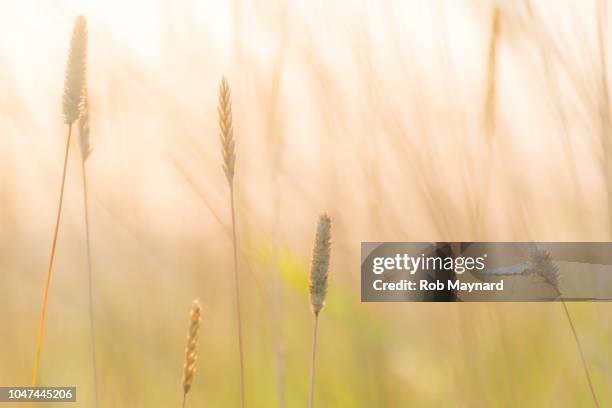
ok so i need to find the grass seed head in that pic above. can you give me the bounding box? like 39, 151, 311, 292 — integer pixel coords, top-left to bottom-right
182, 300, 202, 396
309, 213, 331, 315
218, 77, 235, 184
527, 249, 560, 291
79, 88, 92, 160
63, 15, 88, 125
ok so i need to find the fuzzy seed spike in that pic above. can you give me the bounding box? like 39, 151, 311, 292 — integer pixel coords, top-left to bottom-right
63, 15, 87, 124
526, 249, 559, 290
309, 213, 331, 315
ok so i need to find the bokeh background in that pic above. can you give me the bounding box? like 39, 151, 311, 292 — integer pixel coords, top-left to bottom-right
1, 0, 611, 406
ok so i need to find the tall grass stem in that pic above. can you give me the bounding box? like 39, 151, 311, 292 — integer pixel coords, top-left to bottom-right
218, 77, 244, 407
80, 156, 99, 408
561, 301, 599, 407
230, 186, 245, 408
309, 314, 319, 408
32, 124, 73, 386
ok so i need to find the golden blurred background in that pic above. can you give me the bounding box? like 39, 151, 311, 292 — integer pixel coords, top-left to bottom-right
0, 0, 611, 406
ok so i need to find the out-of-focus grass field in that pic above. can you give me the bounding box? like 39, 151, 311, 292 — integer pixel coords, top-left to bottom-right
1, 0, 611, 406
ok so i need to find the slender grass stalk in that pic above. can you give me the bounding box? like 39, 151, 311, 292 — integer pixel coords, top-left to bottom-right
32, 15, 87, 387
79, 88, 98, 408
218, 77, 245, 407
32, 124, 72, 387
561, 302, 599, 408
308, 214, 331, 408
309, 315, 319, 408
182, 300, 202, 408
528, 250, 599, 407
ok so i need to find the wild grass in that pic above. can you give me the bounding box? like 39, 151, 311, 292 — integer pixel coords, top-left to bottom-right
308, 214, 331, 408
0, 1, 610, 406
528, 250, 600, 407
32, 15, 87, 387
218, 77, 245, 407
182, 299, 202, 408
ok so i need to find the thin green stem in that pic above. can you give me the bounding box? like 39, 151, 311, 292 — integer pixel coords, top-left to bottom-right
309, 314, 319, 408
33, 124, 73, 386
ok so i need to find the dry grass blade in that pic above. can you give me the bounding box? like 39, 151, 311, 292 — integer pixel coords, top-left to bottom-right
33, 14, 87, 387
309, 213, 331, 408
182, 300, 202, 408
